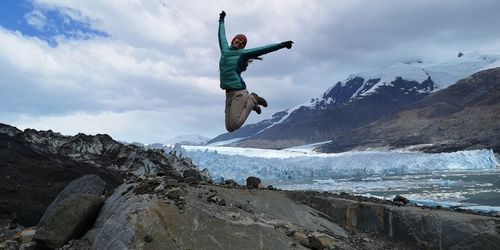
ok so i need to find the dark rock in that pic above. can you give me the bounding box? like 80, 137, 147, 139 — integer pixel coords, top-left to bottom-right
246, 176, 261, 189
133, 179, 161, 195
144, 235, 153, 242
309, 234, 336, 250
393, 195, 409, 205
12, 226, 36, 245
154, 183, 166, 193
34, 194, 104, 249
206, 195, 226, 206
218, 199, 226, 206
267, 185, 274, 190
207, 195, 218, 203
166, 188, 183, 200
20, 241, 38, 250
224, 179, 239, 187
121, 185, 134, 196
234, 203, 255, 214
163, 178, 180, 188
38, 175, 105, 228
183, 169, 202, 184
393, 201, 405, 206
2, 240, 19, 250
60, 239, 93, 250
294, 232, 311, 248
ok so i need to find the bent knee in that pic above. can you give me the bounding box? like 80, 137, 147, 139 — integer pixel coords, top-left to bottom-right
226, 120, 244, 132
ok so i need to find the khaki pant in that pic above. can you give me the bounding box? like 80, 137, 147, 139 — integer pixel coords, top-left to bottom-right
225, 89, 257, 132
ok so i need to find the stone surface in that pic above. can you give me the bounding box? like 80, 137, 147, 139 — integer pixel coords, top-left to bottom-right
60, 239, 93, 250
86, 183, 350, 250
34, 194, 104, 249
290, 192, 500, 249
12, 227, 36, 245
37, 175, 106, 229
246, 176, 261, 189
393, 194, 409, 205
183, 169, 203, 184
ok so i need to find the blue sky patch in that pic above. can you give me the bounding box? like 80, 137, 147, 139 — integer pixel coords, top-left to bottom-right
0, 0, 107, 46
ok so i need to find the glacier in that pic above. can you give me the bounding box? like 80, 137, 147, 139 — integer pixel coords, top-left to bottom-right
176, 145, 500, 213
181, 146, 499, 183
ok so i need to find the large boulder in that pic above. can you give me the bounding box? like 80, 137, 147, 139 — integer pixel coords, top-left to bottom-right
85, 183, 348, 249
33, 175, 106, 248
37, 175, 106, 227
34, 194, 104, 249
246, 176, 261, 189
182, 169, 203, 184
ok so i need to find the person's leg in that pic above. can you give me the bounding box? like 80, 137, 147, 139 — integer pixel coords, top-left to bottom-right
225, 89, 257, 132
250, 93, 267, 107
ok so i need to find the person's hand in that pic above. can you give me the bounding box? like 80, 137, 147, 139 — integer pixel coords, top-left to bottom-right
282, 41, 294, 49
219, 11, 226, 21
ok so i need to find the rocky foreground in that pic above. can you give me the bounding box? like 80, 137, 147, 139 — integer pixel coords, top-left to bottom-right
1, 124, 499, 249
2, 174, 499, 250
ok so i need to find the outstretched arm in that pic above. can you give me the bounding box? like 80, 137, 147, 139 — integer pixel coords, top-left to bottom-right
242, 41, 293, 59
218, 11, 229, 51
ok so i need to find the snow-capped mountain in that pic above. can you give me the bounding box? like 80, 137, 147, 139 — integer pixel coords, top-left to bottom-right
319, 66, 500, 153
209, 52, 500, 149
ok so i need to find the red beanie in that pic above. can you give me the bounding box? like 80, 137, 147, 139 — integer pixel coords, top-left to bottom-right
231, 34, 247, 47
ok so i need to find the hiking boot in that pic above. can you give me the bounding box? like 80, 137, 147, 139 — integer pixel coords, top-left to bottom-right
251, 93, 268, 107
253, 105, 262, 114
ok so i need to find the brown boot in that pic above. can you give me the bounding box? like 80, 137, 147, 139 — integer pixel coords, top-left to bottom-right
253, 105, 262, 114
251, 93, 268, 107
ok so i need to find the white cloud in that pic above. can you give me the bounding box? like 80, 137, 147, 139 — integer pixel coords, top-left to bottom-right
24, 9, 47, 31
2, 0, 500, 143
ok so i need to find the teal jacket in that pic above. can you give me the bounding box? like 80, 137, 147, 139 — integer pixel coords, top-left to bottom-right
219, 20, 286, 90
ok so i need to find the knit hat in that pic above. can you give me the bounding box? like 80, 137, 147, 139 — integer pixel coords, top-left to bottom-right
231, 34, 247, 48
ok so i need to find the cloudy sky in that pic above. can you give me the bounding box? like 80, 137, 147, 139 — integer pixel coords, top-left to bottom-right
1, 0, 500, 143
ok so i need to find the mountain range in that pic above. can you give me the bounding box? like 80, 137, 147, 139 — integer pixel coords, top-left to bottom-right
208, 52, 500, 152
318, 66, 500, 153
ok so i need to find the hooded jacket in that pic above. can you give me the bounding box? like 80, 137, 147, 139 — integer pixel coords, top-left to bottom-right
218, 20, 286, 90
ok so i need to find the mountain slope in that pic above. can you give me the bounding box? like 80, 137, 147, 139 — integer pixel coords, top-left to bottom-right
0, 124, 207, 226
209, 52, 500, 149
318, 67, 500, 153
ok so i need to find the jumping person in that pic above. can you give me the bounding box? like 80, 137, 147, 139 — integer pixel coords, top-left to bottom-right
218, 11, 293, 132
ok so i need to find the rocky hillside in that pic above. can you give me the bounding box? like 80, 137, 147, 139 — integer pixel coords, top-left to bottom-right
319, 67, 500, 153
209, 52, 500, 149
0, 123, 208, 226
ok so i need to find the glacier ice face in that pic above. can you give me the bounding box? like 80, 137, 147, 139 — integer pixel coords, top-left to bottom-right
176, 145, 500, 212
180, 146, 499, 183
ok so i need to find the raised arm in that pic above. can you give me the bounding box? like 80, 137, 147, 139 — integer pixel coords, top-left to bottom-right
242, 41, 293, 59
218, 11, 229, 51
